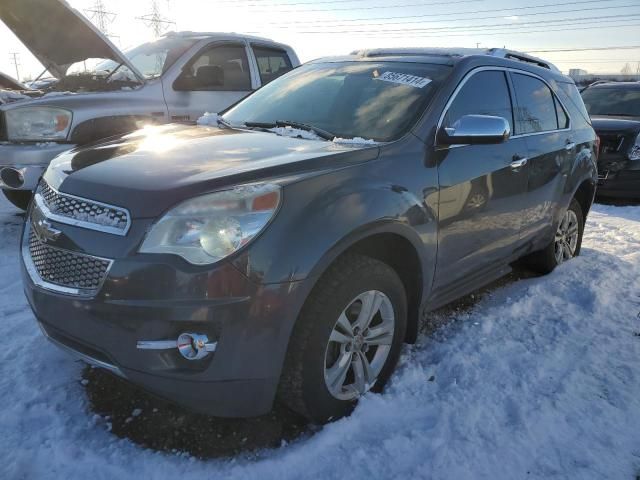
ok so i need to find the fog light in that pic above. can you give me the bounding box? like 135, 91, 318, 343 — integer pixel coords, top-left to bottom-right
0, 167, 25, 188
136, 332, 217, 360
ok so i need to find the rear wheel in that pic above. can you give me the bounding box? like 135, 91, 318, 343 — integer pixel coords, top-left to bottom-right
2, 189, 32, 211
279, 254, 407, 423
523, 198, 584, 274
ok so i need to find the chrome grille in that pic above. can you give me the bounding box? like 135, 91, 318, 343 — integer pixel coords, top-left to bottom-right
27, 228, 111, 294
37, 181, 130, 235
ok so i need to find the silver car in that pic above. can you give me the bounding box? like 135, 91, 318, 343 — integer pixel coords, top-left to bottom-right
0, 0, 299, 209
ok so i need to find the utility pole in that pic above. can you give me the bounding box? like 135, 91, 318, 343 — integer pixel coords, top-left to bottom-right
85, 1, 119, 44
9, 52, 20, 81
136, 0, 175, 38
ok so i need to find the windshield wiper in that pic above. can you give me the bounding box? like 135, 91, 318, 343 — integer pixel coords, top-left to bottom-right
243, 120, 335, 140
276, 120, 336, 140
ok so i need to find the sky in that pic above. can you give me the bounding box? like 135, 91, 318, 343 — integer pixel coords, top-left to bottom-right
0, 0, 639, 81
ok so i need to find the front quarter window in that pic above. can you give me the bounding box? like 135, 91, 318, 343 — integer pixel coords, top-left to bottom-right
223, 61, 451, 142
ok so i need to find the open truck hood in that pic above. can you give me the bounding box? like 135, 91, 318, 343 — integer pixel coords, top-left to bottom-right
0, 0, 144, 81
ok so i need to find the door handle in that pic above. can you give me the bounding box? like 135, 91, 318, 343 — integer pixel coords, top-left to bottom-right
510, 157, 528, 169
565, 142, 576, 151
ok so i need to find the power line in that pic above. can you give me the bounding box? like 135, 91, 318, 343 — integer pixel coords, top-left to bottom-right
343, 19, 640, 39
258, 0, 637, 28
525, 46, 640, 53
284, 11, 640, 34
249, 0, 483, 13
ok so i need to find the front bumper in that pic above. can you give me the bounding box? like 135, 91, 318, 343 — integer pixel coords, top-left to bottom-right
596, 168, 640, 199
0, 142, 74, 190
22, 234, 311, 417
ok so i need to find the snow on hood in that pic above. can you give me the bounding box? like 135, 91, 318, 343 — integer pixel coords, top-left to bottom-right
332, 136, 378, 145
268, 126, 322, 141
0, 89, 31, 105
0, 0, 144, 81
196, 112, 221, 127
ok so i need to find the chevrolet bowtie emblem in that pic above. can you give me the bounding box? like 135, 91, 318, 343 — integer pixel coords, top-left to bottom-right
31, 204, 61, 244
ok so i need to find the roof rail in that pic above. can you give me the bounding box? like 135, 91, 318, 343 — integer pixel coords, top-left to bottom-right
351, 47, 560, 73
486, 48, 560, 72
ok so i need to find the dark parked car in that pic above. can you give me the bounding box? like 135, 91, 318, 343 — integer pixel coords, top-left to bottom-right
21, 48, 597, 423
581, 82, 640, 199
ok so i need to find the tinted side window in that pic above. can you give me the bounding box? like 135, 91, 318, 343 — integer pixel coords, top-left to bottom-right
252, 46, 293, 85
555, 98, 569, 129
512, 73, 558, 134
444, 70, 513, 131
180, 44, 251, 91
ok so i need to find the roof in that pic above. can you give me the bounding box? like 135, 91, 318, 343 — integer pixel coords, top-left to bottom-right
349, 47, 560, 73
163, 31, 277, 44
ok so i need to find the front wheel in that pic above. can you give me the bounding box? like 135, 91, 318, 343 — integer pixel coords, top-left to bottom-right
278, 254, 407, 423
2, 189, 32, 211
523, 198, 584, 274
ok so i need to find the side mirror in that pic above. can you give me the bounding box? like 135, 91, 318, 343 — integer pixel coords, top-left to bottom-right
437, 114, 510, 145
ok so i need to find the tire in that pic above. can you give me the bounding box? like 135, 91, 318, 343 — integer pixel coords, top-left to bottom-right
2, 189, 32, 211
523, 198, 584, 274
278, 253, 407, 423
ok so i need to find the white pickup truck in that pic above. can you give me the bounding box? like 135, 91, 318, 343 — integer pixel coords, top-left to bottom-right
0, 0, 300, 209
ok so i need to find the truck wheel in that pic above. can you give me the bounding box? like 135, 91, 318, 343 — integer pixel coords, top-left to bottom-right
523, 198, 584, 274
279, 253, 407, 424
2, 189, 32, 211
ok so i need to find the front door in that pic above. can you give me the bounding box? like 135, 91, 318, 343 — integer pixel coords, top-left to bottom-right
433, 69, 530, 291
163, 42, 254, 122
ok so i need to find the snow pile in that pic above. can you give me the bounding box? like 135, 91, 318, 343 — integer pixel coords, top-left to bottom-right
268, 126, 322, 140
332, 136, 378, 145
1, 195, 640, 479
197, 112, 220, 126
0, 89, 30, 104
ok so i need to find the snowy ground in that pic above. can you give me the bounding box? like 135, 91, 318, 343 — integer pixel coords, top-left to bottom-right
1, 194, 639, 480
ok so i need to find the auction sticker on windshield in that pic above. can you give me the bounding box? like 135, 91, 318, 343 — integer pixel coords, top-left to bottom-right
375, 71, 432, 88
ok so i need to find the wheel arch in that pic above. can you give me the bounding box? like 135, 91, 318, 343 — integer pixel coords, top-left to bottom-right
306, 222, 427, 344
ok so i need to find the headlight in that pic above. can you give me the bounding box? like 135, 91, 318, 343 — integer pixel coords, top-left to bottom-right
139, 184, 281, 265
629, 132, 640, 161
5, 107, 72, 141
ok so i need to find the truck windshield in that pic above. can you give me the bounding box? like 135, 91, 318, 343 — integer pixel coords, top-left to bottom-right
67, 37, 197, 81
581, 86, 640, 117
223, 61, 451, 142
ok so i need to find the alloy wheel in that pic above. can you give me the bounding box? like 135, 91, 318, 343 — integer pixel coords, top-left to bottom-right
554, 209, 579, 264
323, 290, 395, 401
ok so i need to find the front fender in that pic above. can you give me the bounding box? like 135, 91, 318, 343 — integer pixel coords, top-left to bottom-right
234, 156, 437, 290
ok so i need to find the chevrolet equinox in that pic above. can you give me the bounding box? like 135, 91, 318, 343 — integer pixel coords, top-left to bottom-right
21, 48, 598, 423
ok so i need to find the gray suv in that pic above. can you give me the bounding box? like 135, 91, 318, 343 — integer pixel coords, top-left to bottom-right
0, 0, 299, 209
22, 47, 597, 423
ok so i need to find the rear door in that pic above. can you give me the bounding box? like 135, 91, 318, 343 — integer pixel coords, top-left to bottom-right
509, 72, 573, 242
250, 44, 294, 85
164, 42, 254, 122
433, 69, 531, 290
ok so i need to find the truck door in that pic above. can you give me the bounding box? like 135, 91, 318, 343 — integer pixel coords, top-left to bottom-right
163, 42, 254, 122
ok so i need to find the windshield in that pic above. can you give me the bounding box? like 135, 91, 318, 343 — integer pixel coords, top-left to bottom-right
581, 86, 640, 117
67, 36, 198, 80
223, 61, 451, 142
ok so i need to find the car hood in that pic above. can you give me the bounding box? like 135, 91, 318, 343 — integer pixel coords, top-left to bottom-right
591, 115, 640, 134
0, 0, 143, 81
44, 124, 380, 218
0, 71, 27, 90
